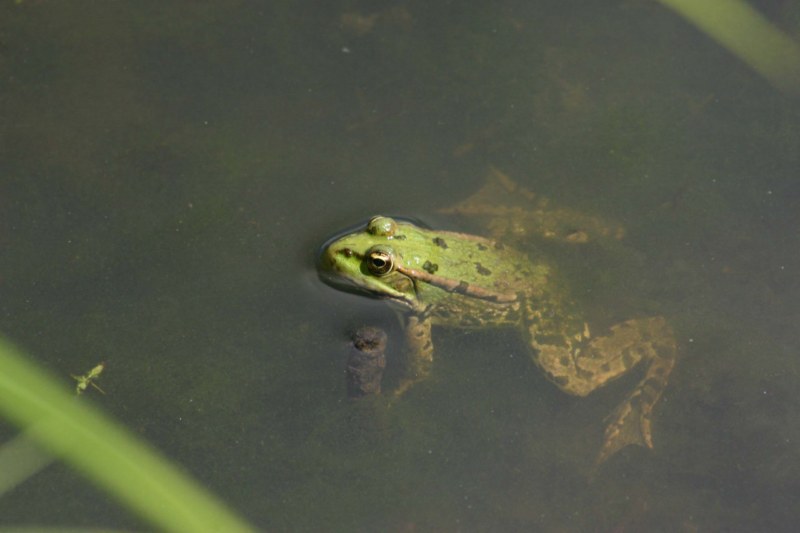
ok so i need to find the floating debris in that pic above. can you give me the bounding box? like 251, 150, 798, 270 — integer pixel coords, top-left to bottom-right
71, 362, 106, 395
347, 327, 387, 398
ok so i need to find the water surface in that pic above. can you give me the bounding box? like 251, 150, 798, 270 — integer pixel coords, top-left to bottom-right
1, 2, 799, 531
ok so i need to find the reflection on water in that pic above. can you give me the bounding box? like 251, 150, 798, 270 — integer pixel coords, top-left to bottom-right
1, 1, 799, 530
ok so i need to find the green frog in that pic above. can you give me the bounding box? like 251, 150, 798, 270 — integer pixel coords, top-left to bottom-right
318, 172, 676, 465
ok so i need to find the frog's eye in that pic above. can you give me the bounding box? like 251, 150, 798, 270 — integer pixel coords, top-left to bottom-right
367, 216, 397, 237
365, 245, 395, 276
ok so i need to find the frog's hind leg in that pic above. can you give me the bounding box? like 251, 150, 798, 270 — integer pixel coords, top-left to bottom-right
532, 316, 676, 465
592, 317, 676, 465
394, 315, 434, 396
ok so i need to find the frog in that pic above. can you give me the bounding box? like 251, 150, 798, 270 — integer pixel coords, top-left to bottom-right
318, 170, 676, 465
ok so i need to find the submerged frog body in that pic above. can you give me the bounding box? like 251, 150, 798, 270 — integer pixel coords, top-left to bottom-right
319, 185, 676, 465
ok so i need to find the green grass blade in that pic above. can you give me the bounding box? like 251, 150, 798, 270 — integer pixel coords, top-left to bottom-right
659, 0, 800, 95
0, 337, 256, 533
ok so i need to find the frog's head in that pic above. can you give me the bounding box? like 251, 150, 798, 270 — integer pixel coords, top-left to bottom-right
318, 216, 420, 310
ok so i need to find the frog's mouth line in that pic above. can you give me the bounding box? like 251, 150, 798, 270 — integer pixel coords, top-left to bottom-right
319, 268, 416, 310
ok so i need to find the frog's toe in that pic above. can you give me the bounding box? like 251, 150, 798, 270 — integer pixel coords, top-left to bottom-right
393, 379, 415, 397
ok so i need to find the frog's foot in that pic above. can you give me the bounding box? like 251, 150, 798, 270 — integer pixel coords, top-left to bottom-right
594, 317, 677, 465
595, 386, 656, 466
532, 316, 676, 464
440, 166, 625, 244
392, 362, 433, 397
393, 377, 421, 397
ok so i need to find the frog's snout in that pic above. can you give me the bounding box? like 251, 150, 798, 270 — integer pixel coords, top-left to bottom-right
317, 249, 339, 278
317, 246, 356, 287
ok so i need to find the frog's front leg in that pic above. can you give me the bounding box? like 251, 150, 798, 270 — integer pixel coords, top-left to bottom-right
530, 316, 676, 465
394, 314, 434, 396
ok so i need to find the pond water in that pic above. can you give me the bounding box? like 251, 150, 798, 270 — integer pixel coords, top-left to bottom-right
1, 1, 799, 531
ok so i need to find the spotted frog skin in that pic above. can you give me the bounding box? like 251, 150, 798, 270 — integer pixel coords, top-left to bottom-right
319, 187, 676, 465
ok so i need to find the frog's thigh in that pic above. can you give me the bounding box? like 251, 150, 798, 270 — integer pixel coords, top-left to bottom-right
534, 316, 673, 397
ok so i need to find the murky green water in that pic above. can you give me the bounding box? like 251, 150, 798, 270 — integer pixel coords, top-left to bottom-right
1, 1, 799, 531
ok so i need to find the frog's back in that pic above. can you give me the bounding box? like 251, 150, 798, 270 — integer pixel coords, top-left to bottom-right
414, 227, 549, 295
399, 225, 554, 329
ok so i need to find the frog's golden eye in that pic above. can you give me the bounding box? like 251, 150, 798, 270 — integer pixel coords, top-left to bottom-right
367, 216, 397, 237
365, 245, 395, 276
